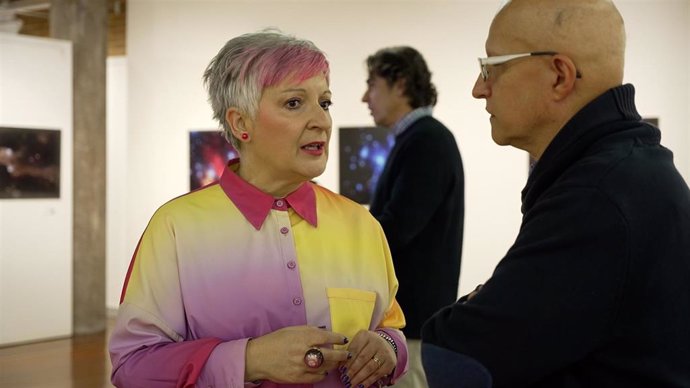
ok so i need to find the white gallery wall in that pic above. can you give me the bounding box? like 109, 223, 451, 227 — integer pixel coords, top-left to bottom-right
622, 1, 690, 181
107, 0, 690, 309
0, 34, 73, 345
106, 57, 129, 311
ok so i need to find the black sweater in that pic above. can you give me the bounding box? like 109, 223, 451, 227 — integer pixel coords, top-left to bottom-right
370, 116, 464, 339
422, 85, 690, 387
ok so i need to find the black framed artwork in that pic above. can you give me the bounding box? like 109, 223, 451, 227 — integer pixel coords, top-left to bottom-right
642, 117, 659, 127
339, 126, 394, 204
0, 127, 61, 199
189, 130, 238, 191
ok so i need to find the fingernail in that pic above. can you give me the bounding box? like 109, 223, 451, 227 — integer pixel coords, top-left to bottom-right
347, 351, 353, 359
318, 325, 326, 329
338, 365, 346, 373
341, 374, 349, 383
358, 384, 365, 388
345, 384, 352, 388
343, 336, 349, 344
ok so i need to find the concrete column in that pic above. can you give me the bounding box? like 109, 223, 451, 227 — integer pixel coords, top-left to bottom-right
50, 0, 107, 335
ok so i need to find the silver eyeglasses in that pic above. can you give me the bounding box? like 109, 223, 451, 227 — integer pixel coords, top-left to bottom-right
478, 51, 582, 81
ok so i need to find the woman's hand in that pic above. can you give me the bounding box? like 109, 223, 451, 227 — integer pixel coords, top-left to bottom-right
341, 330, 396, 388
244, 325, 350, 384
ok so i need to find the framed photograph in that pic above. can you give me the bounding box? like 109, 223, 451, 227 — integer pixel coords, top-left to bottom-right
339, 126, 394, 204
642, 117, 659, 127
0, 127, 61, 199
189, 130, 238, 190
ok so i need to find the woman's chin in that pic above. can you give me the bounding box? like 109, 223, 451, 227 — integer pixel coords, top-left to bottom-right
304, 163, 327, 181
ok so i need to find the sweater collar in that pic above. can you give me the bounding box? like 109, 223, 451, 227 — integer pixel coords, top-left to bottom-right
219, 158, 317, 230
521, 84, 643, 212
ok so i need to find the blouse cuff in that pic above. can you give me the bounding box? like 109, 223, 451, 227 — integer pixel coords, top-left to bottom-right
197, 337, 253, 387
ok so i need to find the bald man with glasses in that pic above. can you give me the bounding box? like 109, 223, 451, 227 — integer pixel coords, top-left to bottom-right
421, 1, 690, 387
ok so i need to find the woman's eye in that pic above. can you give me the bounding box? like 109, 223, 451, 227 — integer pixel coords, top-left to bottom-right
320, 100, 333, 111
286, 99, 301, 109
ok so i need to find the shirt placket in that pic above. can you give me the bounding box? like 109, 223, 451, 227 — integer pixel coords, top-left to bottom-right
272, 199, 307, 323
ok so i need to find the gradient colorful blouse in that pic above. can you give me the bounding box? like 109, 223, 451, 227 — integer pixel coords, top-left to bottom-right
109, 159, 408, 388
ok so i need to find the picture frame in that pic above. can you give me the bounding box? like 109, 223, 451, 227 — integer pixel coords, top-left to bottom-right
339, 126, 394, 204
189, 130, 238, 191
0, 127, 61, 199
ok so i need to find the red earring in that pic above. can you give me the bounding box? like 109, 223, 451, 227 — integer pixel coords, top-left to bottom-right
241, 132, 249, 140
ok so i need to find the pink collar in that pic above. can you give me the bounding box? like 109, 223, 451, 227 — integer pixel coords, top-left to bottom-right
219, 158, 317, 230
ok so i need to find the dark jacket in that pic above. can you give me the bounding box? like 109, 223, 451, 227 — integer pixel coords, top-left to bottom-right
370, 115, 464, 339
422, 84, 690, 387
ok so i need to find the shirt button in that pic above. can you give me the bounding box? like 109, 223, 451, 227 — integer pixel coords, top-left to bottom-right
292, 297, 303, 305
280, 227, 289, 235
275, 199, 284, 207
287, 260, 296, 269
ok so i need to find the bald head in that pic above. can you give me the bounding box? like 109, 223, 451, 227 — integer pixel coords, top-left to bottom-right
491, 0, 626, 96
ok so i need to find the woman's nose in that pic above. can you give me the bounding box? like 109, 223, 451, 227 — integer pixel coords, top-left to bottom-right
308, 104, 332, 130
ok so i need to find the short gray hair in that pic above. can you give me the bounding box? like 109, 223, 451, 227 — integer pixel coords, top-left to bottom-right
203, 30, 329, 149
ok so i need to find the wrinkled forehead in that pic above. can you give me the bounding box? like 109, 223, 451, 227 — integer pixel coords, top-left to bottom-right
486, 16, 531, 54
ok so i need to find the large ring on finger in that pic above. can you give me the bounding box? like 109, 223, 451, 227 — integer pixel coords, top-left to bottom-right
372, 355, 384, 367
304, 347, 324, 368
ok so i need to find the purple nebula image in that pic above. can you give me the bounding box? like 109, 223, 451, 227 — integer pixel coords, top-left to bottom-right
339, 127, 394, 204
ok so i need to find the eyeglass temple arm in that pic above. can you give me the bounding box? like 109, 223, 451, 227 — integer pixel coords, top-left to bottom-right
531, 51, 582, 78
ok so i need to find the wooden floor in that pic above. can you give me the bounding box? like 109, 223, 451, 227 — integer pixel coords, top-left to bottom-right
0, 320, 114, 388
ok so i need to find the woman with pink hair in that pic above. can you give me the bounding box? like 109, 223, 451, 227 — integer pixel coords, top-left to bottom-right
109, 31, 408, 388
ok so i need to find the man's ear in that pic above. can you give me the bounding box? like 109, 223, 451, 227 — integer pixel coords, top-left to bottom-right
225, 107, 248, 141
551, 55, 578, 100
393, 78, 407, 97
393, 78, 414, 108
